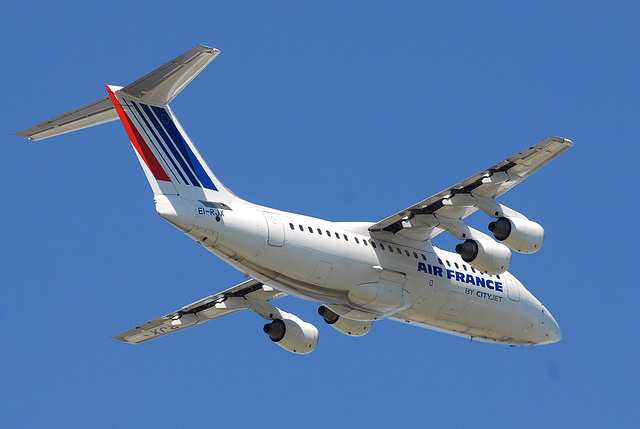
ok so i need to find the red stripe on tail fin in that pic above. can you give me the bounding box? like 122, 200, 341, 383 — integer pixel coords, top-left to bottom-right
106, 86, 171, 182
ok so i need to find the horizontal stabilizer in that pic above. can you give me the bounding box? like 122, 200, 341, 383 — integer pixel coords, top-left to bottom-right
118, 45, 219, 105
15, 45, 219, 141
15, 96, 118, 141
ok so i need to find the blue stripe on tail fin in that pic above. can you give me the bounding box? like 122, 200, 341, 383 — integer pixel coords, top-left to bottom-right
118, 95, 226, 195
148, 105, 218, 191
15, 45, 236, 203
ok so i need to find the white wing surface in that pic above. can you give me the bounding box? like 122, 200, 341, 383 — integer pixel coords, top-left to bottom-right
113, 279, 286, 344
369, 137, 573, 241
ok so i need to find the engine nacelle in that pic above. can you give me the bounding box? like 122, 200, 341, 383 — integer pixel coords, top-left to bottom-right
318, 306, 372, 337
488, 217, 545, 254
455, 238, 511, 274
263, 316, 319, 354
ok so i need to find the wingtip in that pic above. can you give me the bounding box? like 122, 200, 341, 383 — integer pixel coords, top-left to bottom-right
552, 136, 574, 147
196, 44, 219, 54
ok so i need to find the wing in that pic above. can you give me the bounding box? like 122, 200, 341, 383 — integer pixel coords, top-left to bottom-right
369, 137, 573, 241
113, 279, 287, 344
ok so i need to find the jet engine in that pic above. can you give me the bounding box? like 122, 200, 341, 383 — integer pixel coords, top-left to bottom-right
455, 238, 511, 274
318, 306, 372, 336
488, 217, 545, 254
263, 316, 319, 354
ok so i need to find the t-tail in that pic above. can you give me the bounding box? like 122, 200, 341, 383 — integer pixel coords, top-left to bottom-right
15, 45, 236, 205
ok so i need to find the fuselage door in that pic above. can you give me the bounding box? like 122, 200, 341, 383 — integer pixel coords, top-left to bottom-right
263, 212, 285, 247
506, 276, 521, 302
309, 261, 333, 285
440, 291, 469, 317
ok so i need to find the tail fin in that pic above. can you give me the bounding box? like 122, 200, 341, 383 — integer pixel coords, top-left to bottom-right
15, 45, 235, 203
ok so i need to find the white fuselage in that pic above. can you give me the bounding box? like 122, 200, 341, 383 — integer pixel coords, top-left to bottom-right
16, 46, 571, 351
157, 194, 561, 346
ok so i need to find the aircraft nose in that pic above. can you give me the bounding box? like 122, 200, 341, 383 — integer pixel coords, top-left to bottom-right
540, 305, 562, 344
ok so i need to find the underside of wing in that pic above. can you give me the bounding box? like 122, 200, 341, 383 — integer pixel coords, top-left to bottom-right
369, 137, 573, 241
113, 279, 286, 344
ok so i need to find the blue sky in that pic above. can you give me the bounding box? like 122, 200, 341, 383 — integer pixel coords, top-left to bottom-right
2, 1, 638, 427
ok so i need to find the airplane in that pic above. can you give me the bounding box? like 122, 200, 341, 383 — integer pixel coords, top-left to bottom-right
16, 45, 571, 354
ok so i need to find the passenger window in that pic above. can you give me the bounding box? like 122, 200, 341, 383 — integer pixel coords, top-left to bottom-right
422, 254, 427, 261
413, 252, 418, 259
438, 258, 443, 265
454, 262, 459, 269
396, 247, 402, 254
289, 223, 294, 230
317, 228, 322, 235
380, 243, 385, 250
308, 227, 313, 233
471, 267, 476, 273
389, 246, 394, 253
405, 250, 410, 257
336, 233, 340, 239
364, 240, 368, 246
344, 234, 349, 241
354, 237, 359, 244
326, 231, 331, 237
299, 225, 304, 231
446, 260, 451, 267
462, 265, 467, 271
370, 241, 375, 248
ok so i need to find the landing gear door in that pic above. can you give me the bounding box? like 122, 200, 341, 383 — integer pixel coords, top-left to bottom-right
378, 268, 406, 287
263, 212, 285, 247
348, 268, 412, 316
